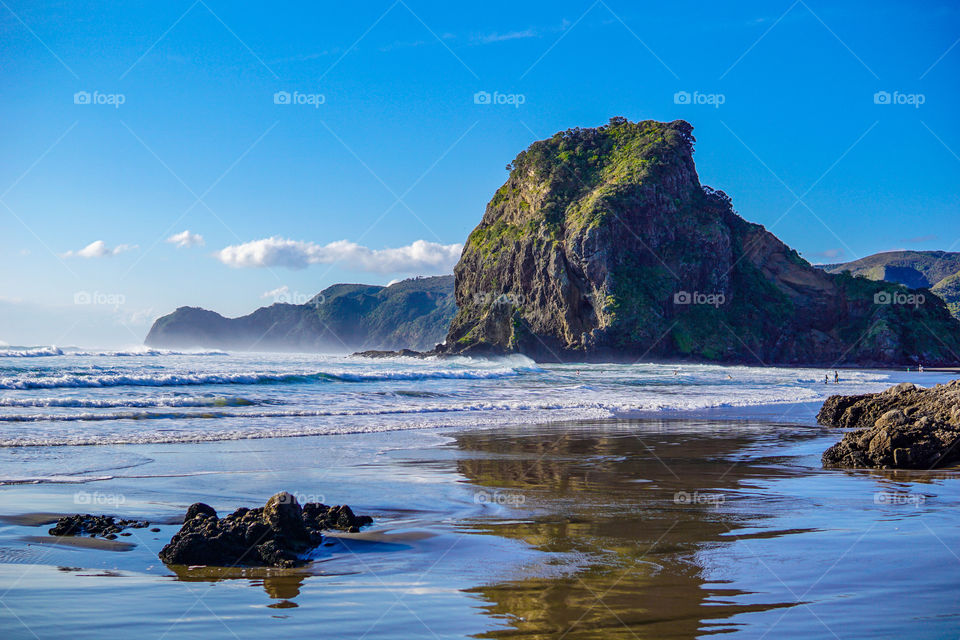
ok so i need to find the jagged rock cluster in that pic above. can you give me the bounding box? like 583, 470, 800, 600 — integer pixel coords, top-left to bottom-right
48, 514, 151, 540
158, 492, 373, 567
819, 381, 960, 468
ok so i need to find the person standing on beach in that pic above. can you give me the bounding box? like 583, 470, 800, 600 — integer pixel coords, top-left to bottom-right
825, 374, 829, 385
834, 371, 839, 385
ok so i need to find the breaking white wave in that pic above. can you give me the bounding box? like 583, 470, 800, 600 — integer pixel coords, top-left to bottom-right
0, 346, 228, 358
0, 367, 530, 390
0, 349, 940, 449
0, 396, 262, 408
0, 346, 64, 357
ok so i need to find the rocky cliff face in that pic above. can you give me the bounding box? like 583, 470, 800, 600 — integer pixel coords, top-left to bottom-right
440, 117, 960, 365
145, 276, 454, 352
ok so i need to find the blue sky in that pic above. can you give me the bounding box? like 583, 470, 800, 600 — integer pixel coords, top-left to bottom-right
1, 0, 958, 346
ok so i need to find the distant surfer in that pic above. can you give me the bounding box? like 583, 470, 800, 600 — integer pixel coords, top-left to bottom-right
919, 363, 924, 373
825, 374, 829, 385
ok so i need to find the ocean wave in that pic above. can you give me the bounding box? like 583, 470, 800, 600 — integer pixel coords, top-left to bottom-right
0, 386, 826, 425
0, 367, 526, 390
0, 346, 64, 357
72, 349, 230, 357
0, 346, 228, 358
0, 396, 261, 408
0, 474, 116, 485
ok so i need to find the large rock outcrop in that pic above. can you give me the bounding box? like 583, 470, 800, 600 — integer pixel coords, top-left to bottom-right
438, 117, 960, 365
145, 276, 454, 353
819, 381, 960, 468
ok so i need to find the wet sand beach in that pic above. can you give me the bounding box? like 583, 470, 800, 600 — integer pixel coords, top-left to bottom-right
1, 408, 958, 638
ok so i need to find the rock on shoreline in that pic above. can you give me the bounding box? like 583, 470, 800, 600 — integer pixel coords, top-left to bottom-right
158, 492, 373, 568
352, 349, 427, 359
819, 381, 960, 469
48, 514, 150, 540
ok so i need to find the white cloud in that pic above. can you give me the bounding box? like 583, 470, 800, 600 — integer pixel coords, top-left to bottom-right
122, 307, 156, 326
216, 237, 462, 274
261, 285, 290, 299
478, 29, 538, 44
62, 240, 137, 259
166, 230, 205, 248
809, 248, 845, 261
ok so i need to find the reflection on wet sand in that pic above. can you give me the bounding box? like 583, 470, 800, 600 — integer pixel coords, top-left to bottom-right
168, 564, 308, 609
453, 420, 806, 639
163, 532, 414, 610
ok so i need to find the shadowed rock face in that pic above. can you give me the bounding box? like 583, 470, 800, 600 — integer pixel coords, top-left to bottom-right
158, 492, 373, 568
439, 117, 960, 365
819, 381, 960, 469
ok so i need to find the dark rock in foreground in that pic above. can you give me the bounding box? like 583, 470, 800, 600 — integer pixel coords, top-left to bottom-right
48, 514, 150, 540
819, 381, 960, 469
158, 492, 373, 568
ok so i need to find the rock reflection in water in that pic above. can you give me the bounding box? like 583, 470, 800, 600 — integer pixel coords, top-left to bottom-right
453, 420, 806, 639
168, 564, 307, 609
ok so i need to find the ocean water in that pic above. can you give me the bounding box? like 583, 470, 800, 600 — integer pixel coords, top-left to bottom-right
0, 347, 922, 453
